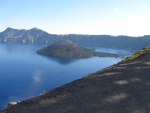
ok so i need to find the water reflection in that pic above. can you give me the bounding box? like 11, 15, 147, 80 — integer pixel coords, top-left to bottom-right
33, 70, 43, 82
40, 55, 77, 65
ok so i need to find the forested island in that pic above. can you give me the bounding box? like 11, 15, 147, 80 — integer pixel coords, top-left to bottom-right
36, 39, 120, 59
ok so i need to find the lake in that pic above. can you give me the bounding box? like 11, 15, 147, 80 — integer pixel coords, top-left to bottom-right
0, 44, 131, 109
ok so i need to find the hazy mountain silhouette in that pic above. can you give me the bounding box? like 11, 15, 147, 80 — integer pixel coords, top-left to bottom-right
0, 27, 150, 50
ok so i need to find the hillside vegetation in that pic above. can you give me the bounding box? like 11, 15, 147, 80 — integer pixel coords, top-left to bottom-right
122, 46, 150, 62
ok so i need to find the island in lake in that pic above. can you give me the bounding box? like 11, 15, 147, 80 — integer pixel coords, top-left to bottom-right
36, 39, 120, 59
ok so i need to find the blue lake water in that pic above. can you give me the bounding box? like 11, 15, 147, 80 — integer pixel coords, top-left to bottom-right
0, 44, 132, 109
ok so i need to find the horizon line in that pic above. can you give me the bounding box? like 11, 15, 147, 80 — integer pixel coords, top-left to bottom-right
1, 27, 149, 37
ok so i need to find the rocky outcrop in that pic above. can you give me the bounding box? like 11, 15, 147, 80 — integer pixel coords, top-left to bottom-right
7, 102, 19, 107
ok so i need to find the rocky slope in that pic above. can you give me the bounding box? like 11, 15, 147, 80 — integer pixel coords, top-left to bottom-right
1, 47, 150, 113
36, 39, 120, 58
0, 27, 150, 50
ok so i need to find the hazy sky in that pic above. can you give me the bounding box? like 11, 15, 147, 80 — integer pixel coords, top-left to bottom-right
1, 0, 150, 36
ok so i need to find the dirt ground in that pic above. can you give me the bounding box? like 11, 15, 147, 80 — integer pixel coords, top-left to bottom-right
1, 52, 150, 113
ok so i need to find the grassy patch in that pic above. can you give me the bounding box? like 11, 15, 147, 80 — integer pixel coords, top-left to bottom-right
84, 72, 94, 77
122, 46, 150, 62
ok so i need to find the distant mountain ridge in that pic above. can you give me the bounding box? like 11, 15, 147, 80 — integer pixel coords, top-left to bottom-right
0, 27, 150, 50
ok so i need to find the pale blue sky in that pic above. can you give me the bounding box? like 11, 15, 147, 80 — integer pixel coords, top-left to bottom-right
1, 0, 150, 36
